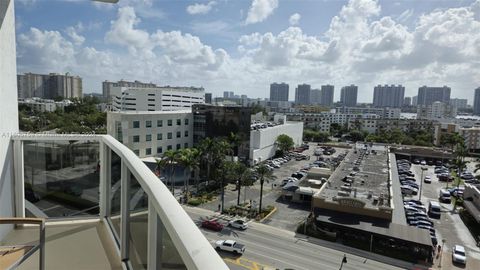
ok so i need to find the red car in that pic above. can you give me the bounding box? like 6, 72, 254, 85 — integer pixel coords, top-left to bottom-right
201, 220, 224, 231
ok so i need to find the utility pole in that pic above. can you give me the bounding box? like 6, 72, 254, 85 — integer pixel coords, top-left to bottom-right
419, 166, 427, 201
339, 254, 347, 270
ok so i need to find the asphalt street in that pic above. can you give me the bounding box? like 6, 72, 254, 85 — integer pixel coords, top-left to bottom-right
185, 206, 425, 270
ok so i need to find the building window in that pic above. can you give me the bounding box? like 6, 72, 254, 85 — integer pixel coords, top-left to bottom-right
133, 121, 140, 128
176, 144, 181, 150
133, 135, 140, 143
157, 120, 163, 127
146, 120, 152, 128
184, 143, 188, 148
176, 131, 181, 138
168, 120, 172, 126
177, 119, 181, 126
133, 149, 139, 155
167, 132, 172, 139
157, 147, 163, 154
146, 134, 152, 141
167, 145, 172, 150
146, 148, 152, 155
185, 119, 189, 125
157, 133, 162, 140
184, 131, 189, 137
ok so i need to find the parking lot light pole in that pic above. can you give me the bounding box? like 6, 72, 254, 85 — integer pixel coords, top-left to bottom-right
419, 167, 427, 201
339, 254, 347, 270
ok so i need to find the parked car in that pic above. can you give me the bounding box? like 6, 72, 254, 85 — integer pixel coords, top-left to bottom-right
215, 240, 246, 254
424, 175, 431, 183
201, 219, 224, 231
439, 189, 452, 203
229, 219, 248, 230
452, 245, 467, 265
420, 160, 427, 165
404, 199, 423, 205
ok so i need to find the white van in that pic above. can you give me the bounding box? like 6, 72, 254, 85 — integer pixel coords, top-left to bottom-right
439, 189, 451, 203
428, 201, 441, 217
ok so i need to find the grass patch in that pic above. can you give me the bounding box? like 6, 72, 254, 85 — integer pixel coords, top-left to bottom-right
459, 209, 480, 242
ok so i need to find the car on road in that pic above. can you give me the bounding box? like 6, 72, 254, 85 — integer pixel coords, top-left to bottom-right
215, 239, 245, 254
201, 219, 224, 231
229, 219, 249, 230
452, 245, 467, 265
428, 201, 441, 218
439, 189, 452, 203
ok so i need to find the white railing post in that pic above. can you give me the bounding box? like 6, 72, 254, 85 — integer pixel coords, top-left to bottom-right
147, 199, 163, 270
13, 139, 25, 218
120, 161, 130, 261
99, 141, 111, 218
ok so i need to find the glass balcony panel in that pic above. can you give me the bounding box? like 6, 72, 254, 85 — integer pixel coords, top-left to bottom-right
157, 214, 187, 270
23, 140, 100, 218
110, 150, 122, 239
129, 174, 148, 269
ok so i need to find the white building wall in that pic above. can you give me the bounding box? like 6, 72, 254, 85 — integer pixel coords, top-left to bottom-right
0, 0, 18, 239
250, 122, 303, 164
111, 86, 204, 111
107, 111, 194, 158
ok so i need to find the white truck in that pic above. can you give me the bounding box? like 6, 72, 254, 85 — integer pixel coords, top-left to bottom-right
215, 240, 246, 254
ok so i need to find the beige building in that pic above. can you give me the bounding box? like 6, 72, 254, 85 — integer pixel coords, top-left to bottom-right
459, 127, 480, 151
17, 72, 82, 99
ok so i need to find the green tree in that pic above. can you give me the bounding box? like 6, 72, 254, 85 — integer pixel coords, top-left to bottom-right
276, 134, 294, 155
178, 148, 200, 203
163, 150, 180, 194
254, 164, 276, 214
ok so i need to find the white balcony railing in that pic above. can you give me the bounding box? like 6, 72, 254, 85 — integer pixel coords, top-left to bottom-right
11, 134, 228, 270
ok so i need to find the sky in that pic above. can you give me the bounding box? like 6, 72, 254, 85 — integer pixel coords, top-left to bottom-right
14, 0, 480, 103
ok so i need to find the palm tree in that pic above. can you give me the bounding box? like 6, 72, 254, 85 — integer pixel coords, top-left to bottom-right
178, 148, 200, 203
233, 163, 252, 206
217, 140, 232, 212
227, 132, 241, 159
199, 138, 216, 186
254, 164, 276, 215
163, 150, 179, 194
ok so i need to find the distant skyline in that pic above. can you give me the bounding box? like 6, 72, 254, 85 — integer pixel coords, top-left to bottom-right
15, 0, 480, 102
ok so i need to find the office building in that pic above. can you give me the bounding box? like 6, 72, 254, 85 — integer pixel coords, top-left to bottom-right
295, 84, 311, 105
310, 89, 322, 104
1, 1, 227, 269
412, 96, 418, 106
193, 104, 252, 161
111, 86, 204, 111
17, 72, 82, 99
474, 87, 480, 115
372, 85, 405, 108
102, 80, 156, 103
320, 85, 334, 107
107, 110, 193, 159
270, 82, 289, 102
340, 85, 358, 106
417, 101, 457, 119
404, 97, 411, 106
336, 107, 401, 119
205, 92, 212, 104
449, 98, 468, 109
417, 86, 451, 105
223, 91, 234, 98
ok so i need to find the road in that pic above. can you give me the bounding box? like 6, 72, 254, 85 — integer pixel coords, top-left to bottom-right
185, 206, 420, 270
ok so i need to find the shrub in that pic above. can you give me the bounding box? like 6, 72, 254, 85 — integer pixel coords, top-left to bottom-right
187, 199, 202, 206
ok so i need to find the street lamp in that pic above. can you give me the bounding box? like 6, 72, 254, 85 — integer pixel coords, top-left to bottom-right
339, 254, 347, 270
419, 166, 428, 201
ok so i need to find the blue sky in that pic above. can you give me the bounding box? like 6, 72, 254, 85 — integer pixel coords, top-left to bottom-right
14, 0, 480, 102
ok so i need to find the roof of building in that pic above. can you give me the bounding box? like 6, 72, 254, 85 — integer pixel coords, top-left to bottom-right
314, 208, 432, 247
315, 145, 391, 209
108, 110, 192, 115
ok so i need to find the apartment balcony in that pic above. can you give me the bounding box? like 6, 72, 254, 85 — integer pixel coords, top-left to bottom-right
0, 134, 227, 270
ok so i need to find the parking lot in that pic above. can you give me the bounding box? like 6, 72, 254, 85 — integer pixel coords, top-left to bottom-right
261, 143, 348, 231
401, 161, 480, 269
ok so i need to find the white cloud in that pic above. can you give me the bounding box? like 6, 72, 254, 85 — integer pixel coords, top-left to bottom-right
66, 23, 85, 46
16, 0, 480, 101
289, 13, 301, 26
191, 20, 229, 34
186, 1, 217, 15
245, 0, 278, 25
397, 9, 414, 23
